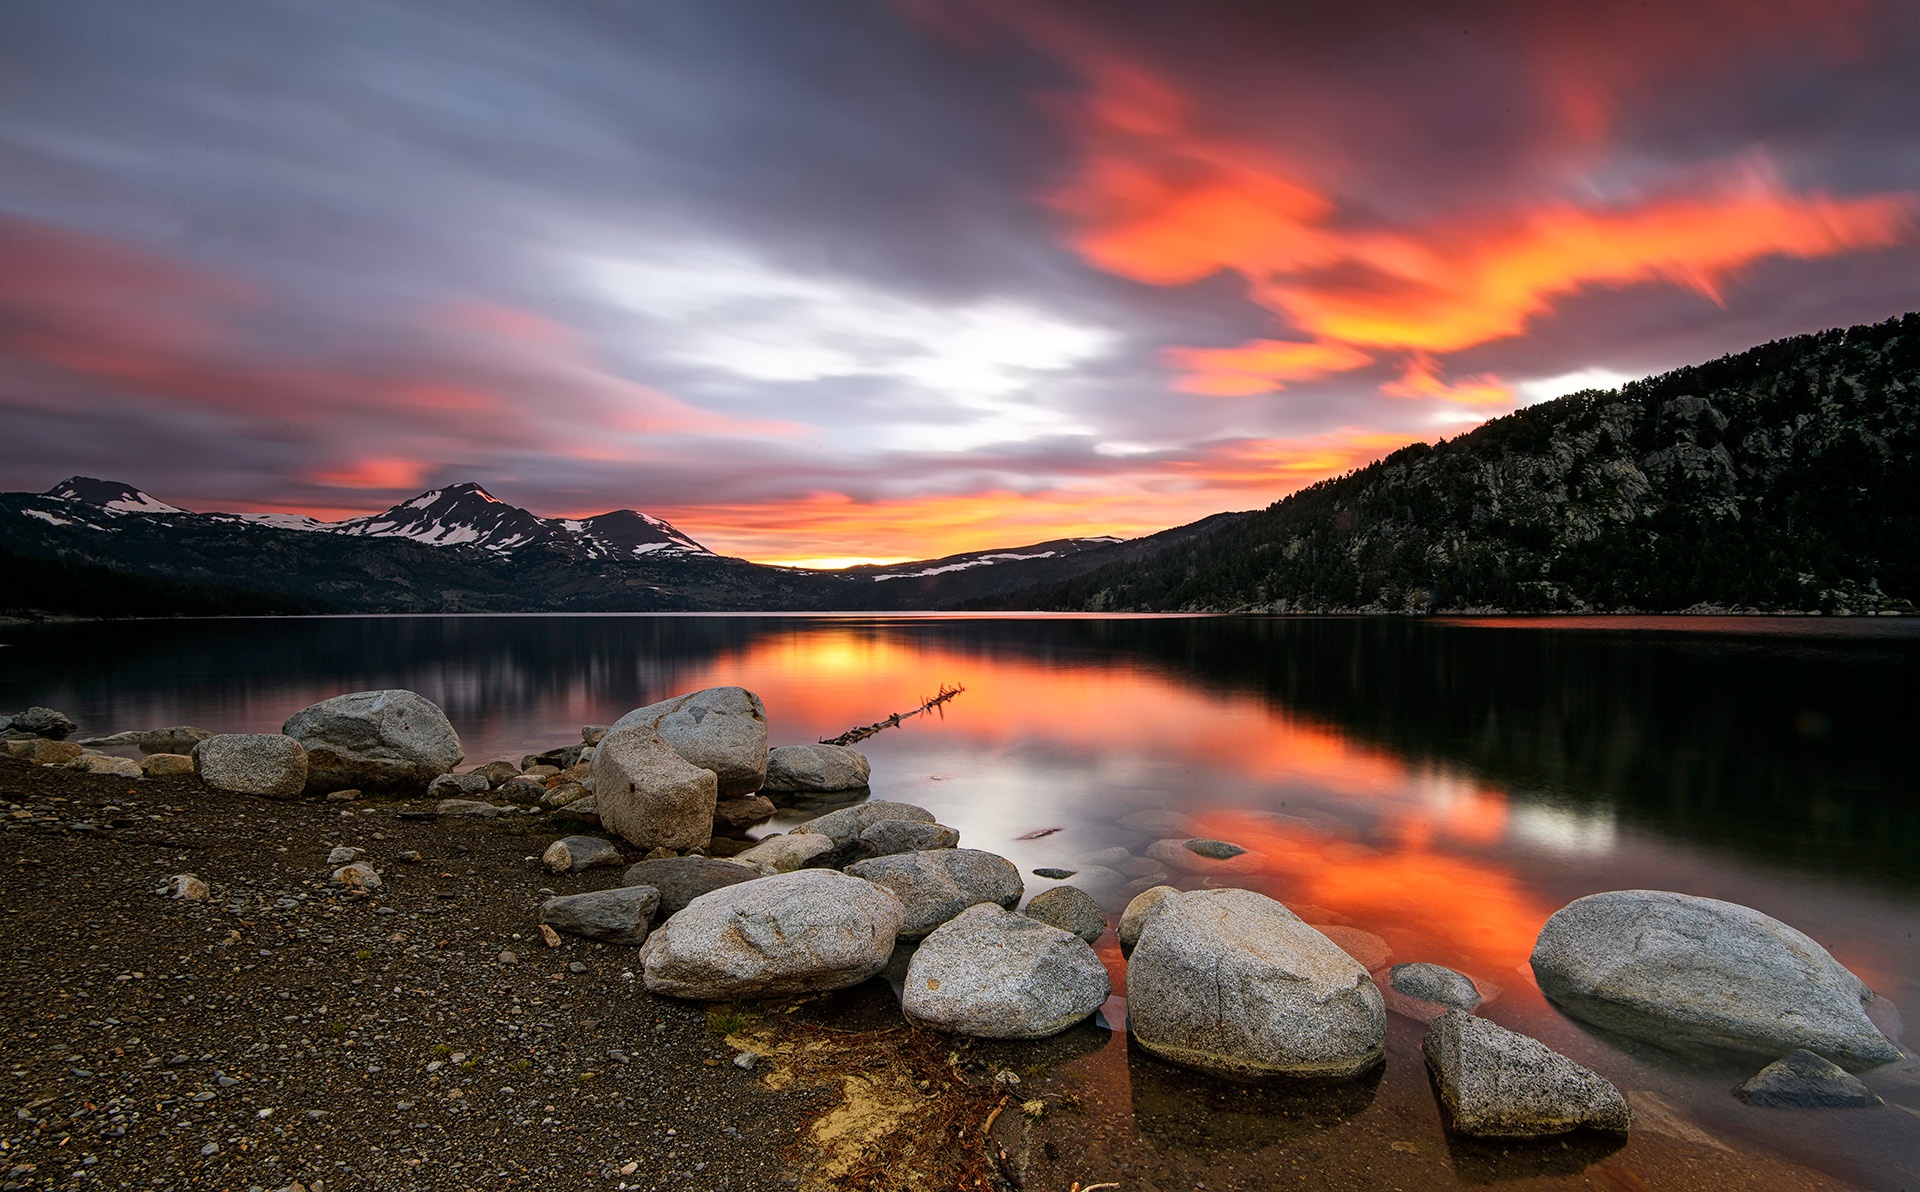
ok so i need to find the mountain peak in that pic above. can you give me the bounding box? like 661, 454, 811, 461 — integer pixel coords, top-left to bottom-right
44, 477, 185, 515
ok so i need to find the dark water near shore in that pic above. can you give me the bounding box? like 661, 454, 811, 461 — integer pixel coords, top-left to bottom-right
5, 613, 1919, 1188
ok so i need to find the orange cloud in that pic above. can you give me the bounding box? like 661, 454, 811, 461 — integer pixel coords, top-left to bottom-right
1167, 339, 1373, 396
310, 458, 432, 490
1381, 355, 1513, 408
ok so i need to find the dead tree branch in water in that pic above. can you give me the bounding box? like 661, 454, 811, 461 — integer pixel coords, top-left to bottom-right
820, 683, 965, 746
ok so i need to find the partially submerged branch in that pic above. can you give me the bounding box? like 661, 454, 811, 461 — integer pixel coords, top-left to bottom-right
820, 683, 965, 747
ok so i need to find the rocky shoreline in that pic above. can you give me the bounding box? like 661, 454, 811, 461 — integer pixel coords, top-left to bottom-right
2, 687, 1904, 1190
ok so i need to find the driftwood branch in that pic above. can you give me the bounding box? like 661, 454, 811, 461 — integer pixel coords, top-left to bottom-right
820, 683, 965, 746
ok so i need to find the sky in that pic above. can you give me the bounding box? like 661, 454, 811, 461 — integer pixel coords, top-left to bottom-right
2, 0, 1918, 566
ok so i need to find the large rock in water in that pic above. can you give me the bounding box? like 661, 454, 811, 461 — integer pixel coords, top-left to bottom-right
3, 707, 77, 739
902, 904, 1111, 1039
1530, 890, 1899, 1070
282, 690, 462, 794
639, 870, 902, 999
761, 744, 871, 795
609, 687, 767, 798
1127, 889, 1385, 1080
78, 726, 212, 755
846, 849, 1023, 940
193, 734, 309, 799
591, 724, 719, 853
1422, 1010, 1632, 1137
1734, 1049, 1884, 1108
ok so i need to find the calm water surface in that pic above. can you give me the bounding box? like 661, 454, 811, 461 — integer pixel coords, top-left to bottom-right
4, 614, 1918, 1188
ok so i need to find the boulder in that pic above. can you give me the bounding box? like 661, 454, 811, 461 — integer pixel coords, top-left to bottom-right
435, 799, 505, 817
20, 739, 84, 766
1422, 1010, 1632, 1137
521, 764, 562, 782
495, 776, 550, 805
1390, 963, 1482, 1011
619, 856, 761, 916
846, 849, 1023, 940
66, 754, 143, 779
1734, 1049, 1884, 1108
472, 760, 521, 788
1118, 885, 1179, 953
1127, 889, 1385, 1080
714, 795, 776, 829
282, 690, 463, 794
639, 870, 902, 999
903, 904, 1111, 1039
761, 744, 871, 794
193, 734, 308, 799
1531, 890, 1899, 1069
542, 836, 624, 874
78, 726, 211, 754
139, 753, 196, 779
859, 820, 960, 857
428, 772, 491, 799
793, 800, 936, 846
541, 781, 590, 808
733, 833, 837, 874
1024, 885, 1107, 943
609, 687, 768, 798
5, 707, 77, 739
591, 723, 719, 853
541, 886, 660, 946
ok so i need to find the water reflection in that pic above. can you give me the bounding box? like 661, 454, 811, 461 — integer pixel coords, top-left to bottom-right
5, 613, 1919, 1187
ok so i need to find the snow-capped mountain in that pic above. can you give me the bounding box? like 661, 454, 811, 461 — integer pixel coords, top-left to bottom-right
22, 477, 710, 560
857, 536, 1126, 581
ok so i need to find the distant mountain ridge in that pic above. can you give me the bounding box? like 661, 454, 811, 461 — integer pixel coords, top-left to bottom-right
983, 312, 1920, 615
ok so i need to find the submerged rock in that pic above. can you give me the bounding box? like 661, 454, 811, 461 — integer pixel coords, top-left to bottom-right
1126, 888, 1384, 1080
283, 689, 462, 794
541, 886, 660, 946
1531, 890, 1899, 1069
792, 800, 936, 846
4, 707, 77, 739
1389, 963, 1483, 1011
1423, 1010, 1632, 1137
640, 870, 902, 999
79, 726, 210, 754
609, 686, 768, 798
1734, 1049, 1884, 1108
846, 849, 1023, 940
761, 743, 872, 795
1183, 838, 1247, 860
1315, 925, 1391, 972
193, 734, 308, 799
902, 904, 1110, 1039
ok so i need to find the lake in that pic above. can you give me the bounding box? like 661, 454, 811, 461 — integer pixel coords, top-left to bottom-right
5, 612, 1918, 1188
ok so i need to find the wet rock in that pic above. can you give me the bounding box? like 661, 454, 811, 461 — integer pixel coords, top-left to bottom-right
193, 734, 308, 799
282, 689, 463, 794
619, 856, 760, 916
435, 799, 506, 818
1147, 837, 1261, 874
79, 726, 211, 754
1118, 885, 1179, 953
428, 771, 491, 799
5, 707, 77, 739
792, 800, 937, 846
1315, 925, 1391, 972
609, 686, 768, 798
1068, 865, 1128, 902
713, 795, 777, 829
903, 904, 1110, 1039
541, 886, 661, 946
1423, 1010, 1631, 1137
1183, 838, 1248, 860
542, 835, 624, 874
591, 722, 719, 853
640, 870, 902, 999
330, 861, 382, 890
1023, 885, 1106, 943
139, 752, 196, 779
761, 744, 871, 795
1734, 1049, 1884, 1108
1032, 867, 1075, 880
859, 820, 960, 857
495, 777, 550, 805
1073, 846, 1132, 869
66, 754, 143, 778
162, 874, 209, 900
1390, 963, 1482, 1011
732, 833, 836, 874
1117, 809, 1196, 836
1127, 889, 1385, 1080
1531, 890, 1899, 1069
846, 849, 1023, 940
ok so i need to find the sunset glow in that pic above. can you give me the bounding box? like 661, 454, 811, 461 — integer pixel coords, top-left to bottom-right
3, 2, 1917, 560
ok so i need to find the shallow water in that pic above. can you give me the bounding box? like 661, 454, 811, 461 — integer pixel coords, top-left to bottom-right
5, 613, 1918, 1187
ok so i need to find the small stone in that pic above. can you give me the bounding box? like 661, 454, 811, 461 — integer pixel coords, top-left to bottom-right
496, 777, 549, 805
428, 771, 490, 799
1390, 963, 1483, 1010
165, 874, 210, 901
568, 961, 588, 974
436, 799, 505, 818
394, 850, 421, 863
540, 924, 562, 948
713, 795, 777, 829
733, 1051, 758, 1070
542, 835, 622, 874
326, 846, 365, 866
200, 1143, 218, 1156
329, 862, 381, 891
1183, 838, 1247, 860
324, 789, 362, 802
498, 950, 518, 965
139, 752, 196, 779
1032, 867, 1075, 880
1735, 1049, 1885, 1108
